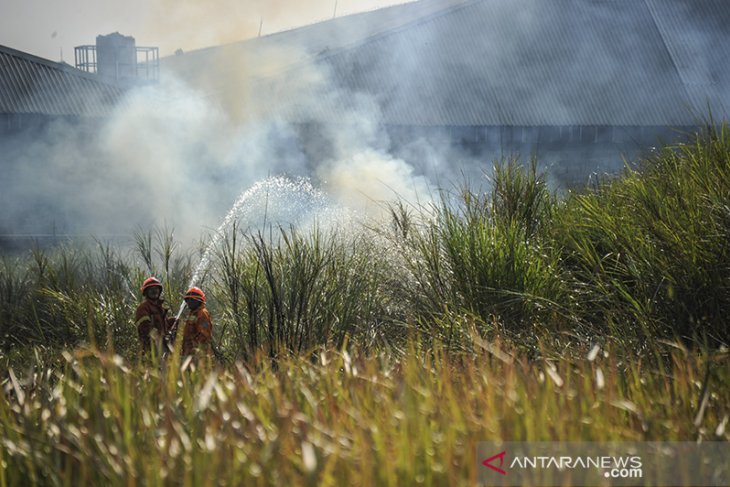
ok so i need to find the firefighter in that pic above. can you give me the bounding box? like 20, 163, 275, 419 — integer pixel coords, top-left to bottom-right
134, 277, 174, 355
181, 287, 213, 356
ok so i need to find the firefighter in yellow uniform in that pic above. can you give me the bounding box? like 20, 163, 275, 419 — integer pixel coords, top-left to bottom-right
181, 287, 213, 356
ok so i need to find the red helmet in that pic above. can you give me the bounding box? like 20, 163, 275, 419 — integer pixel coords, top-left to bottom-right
140, 277, 162, 294
184, 286, 206, 303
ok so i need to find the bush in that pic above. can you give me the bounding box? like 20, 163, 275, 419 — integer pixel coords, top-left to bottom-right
554, 124, 730, 344
385, 159, 571, 347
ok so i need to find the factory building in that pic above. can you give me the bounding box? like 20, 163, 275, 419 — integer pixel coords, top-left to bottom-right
1, 0, 729, 243
165, 0, 730, 184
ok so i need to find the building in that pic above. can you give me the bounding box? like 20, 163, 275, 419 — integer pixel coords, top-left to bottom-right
164, 0, 730, 184
0, 44, 127, 130
1, 0, 729, 243
0, 44, 129, 244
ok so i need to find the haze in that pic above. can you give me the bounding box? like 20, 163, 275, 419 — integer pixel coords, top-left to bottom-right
0, 0, 414, 61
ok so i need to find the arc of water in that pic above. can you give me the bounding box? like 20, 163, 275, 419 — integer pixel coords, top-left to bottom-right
171, 176, 325, 323
172, 180, 263, 322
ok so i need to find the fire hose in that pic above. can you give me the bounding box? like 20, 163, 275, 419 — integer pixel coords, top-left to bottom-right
162, 304, 224, 362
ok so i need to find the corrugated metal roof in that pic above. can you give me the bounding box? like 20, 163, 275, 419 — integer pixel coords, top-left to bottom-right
161, 0, 469, 96
315, 0, 716, 126
0, 45, 127, 117
169, 0, 728, 127
645, 0, 730, 118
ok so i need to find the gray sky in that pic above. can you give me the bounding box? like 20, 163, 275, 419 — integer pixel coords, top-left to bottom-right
0, 0, 413, 61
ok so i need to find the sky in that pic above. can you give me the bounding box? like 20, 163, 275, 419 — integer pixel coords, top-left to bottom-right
0, 0, 414, 61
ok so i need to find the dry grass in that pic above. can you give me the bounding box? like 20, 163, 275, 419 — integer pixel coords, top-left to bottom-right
1, 341, 728, 486
2, 125, 730, 486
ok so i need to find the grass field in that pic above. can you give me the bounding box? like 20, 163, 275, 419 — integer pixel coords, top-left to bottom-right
1, 125, 729, 485
2, 342, 728, 486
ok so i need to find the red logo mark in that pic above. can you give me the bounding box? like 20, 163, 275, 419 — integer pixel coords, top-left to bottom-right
482, 450, 507, 475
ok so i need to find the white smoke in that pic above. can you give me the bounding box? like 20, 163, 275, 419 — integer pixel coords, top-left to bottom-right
1, 26, 448, 245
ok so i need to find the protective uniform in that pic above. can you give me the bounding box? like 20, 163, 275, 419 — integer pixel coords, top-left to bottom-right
181, 287, 213, 356
135, 277, 173, 354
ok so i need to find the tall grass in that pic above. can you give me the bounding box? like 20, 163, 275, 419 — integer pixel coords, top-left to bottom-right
213, 224, 392, 362
555, 125, 730, 344
2, 125, 730, 360
1, 124, 730, 485
383, 158, 571, 349
1, 342, 727, 486
0, 230, 193, 360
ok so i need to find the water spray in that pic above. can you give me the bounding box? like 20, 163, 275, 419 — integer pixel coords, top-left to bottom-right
164, 175, 330, 352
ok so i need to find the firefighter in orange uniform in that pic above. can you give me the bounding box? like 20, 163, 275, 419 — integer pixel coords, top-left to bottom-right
135, 277, 174, 354
181, 287, 213, 356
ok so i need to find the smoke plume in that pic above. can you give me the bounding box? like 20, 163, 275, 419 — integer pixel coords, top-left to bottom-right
0, 22, 447, 245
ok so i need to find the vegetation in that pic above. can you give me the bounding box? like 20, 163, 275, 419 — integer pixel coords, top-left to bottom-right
1, 125, 729, 485
2, 342, 728, 486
